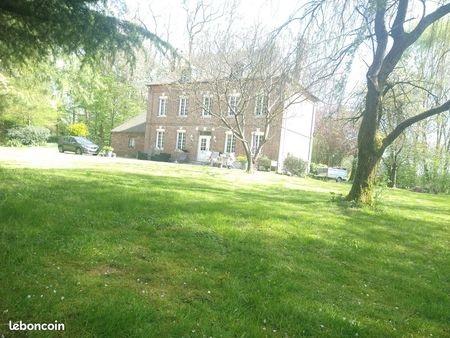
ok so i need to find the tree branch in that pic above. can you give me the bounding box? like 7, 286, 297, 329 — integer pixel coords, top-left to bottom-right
380, 3, 450, 83
390, 0, 408, 38
382, 99, 450, 151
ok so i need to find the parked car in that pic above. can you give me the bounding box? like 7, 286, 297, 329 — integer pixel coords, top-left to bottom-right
315, 167, 348, 182
58, 136, 99, 155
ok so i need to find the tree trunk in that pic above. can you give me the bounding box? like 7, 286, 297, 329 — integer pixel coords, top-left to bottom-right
349, 156, 357, 181
346, 83, 382, 204
388, 163, 398, 188
243, 143, 254, 173
346, 149, 381, 204
246, 157, 254, 173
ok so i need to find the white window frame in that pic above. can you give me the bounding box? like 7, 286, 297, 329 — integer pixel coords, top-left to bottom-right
199, 137, 208, 151
228, 94, 239, 116
176, 130, 186, 150
252, 131, 264, 154
224, 131, 236, 154
202, 95, 212, 117
158, 96, 167, 117
156, 129, 165, 150
178, 96, 188, 116
255, 93, 268, 116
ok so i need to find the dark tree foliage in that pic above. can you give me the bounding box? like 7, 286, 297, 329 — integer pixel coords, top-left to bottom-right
0, 0, 175, 67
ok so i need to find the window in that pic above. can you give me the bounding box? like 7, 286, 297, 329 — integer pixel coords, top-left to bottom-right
252, 133, 264, 153
202, 95, 212, 116
224, 132, 236, 153
128, 137, 135, 149
158, 97, 167, 116
156, 130, 165, 149
176, 131, 186, 150
200, 138, 207, 151
255, 94, 268, 116
228, 94, 239, 116
178, 96, 188, 116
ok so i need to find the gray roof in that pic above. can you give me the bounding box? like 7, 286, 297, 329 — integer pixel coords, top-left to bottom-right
111, 114, 146, 133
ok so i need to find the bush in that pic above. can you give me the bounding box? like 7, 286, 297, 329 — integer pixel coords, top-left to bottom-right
102, 146, 114, 152
137, 151, 149, 160
283, 155, 308, 177
257, 156, 272, 171
236, 156, 248, 169
151, 153, 171, 162
7, 126, 50, 146
66, 123, 88, 137
310, 162, 328, 175
47, 135, 60, 143
6, 139, 24, 147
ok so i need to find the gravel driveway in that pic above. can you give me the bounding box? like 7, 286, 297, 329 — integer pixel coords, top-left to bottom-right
0, 145, 145, 169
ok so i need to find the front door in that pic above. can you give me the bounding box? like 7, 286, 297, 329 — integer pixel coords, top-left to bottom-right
197, 135, 211, 162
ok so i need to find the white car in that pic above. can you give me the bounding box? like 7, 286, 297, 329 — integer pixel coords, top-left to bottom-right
316, 167, 348, 182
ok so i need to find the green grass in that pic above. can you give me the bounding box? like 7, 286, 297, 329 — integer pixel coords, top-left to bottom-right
0, 162, 449, 337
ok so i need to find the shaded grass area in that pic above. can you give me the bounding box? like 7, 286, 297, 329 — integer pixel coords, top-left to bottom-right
0, 166, 449, 337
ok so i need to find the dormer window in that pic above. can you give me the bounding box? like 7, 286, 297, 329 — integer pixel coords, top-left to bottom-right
230, 61, 244, 79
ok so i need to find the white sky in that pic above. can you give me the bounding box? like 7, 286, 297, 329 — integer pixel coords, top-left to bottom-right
125, 0, 306, 52
123, 0, 369, 97
122, 0, 445, 100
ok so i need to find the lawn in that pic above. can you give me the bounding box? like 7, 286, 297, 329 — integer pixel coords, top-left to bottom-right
0, 160, 449, 337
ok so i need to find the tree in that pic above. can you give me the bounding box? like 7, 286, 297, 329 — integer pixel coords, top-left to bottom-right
56, 56, 146, 146
0, 60, 59, 131
188, 28, 313, 172
296, 0, 450, 203
312, 108, 358, 167
181, 0, 226, 62
66, 123, 88, 137
350, 1, 450, 203
0, 0, 174, 68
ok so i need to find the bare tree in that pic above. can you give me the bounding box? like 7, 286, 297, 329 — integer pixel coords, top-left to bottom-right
185, 28, 314, 172
181, 0, 226, 62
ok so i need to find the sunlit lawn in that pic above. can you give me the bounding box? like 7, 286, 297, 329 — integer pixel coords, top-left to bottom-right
0, 160, 449, 337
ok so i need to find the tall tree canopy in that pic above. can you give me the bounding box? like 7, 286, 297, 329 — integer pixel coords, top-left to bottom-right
0, 0, 174, 67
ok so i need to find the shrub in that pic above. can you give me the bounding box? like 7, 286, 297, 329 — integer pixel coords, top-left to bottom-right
236, 156, 247, 164
7, 126, 50, 146
151, 153, 171, 162
102, 146, 114, 152
310, 162, 328, 175
66, 123, 88, 137
257, 156, 272, 171
6, 139, 24, 147
236, 156, 248, 169
283, 155, 308, 177
47, 135, 60, 143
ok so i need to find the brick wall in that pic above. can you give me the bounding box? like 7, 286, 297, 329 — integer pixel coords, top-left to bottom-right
111, 132, 145, 158
144, 83, 283, 163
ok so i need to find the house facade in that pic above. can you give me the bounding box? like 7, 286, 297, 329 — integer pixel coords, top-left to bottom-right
111, 114, 146, 158
112, 81, 317, 171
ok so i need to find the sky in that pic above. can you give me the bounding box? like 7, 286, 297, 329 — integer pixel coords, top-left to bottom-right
125, 0, 307, 53
122, 0, 369, 97
121, 0, 445, 100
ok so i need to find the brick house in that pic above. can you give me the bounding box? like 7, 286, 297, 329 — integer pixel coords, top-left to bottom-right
111, 113, 146, 157
112, 80, 317, 171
